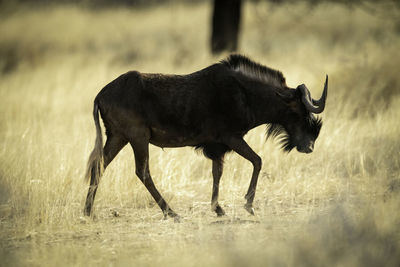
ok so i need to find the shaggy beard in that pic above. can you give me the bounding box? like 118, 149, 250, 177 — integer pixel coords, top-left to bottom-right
265, 124, 295, 152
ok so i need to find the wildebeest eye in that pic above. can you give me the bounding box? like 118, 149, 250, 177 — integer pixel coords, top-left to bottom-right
275, 88, 296, 102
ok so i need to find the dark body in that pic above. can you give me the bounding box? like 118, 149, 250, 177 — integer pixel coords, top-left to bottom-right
99, 64, 280, 154
84, 55, 328, 219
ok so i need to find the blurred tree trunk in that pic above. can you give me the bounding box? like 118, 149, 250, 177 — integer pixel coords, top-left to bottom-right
211, 0, 242, 54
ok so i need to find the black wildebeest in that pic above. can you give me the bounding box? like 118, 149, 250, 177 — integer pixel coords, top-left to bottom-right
84, 54, 328, 219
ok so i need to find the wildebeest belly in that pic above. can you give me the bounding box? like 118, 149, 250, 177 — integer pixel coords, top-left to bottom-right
149, 126, 209, 148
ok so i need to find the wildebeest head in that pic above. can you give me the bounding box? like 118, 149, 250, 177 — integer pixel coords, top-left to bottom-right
267, 75, 328, 153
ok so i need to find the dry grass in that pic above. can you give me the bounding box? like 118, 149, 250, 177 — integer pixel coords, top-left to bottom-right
0, 1, 400, 266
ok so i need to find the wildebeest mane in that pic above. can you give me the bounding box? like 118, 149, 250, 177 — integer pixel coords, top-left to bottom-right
222, 54, 287, 88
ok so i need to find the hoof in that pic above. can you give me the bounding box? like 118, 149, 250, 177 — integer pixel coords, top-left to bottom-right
163, 209, 180, 222
83, 207, 92, 217
163, 214, 181, 223
215, 205, 226, 217
173, 215, 181, 223
79, 216, 89, 224
244, 204, 255, 215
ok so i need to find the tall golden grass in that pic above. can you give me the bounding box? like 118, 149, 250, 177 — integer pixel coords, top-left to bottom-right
0, 1, 399, 266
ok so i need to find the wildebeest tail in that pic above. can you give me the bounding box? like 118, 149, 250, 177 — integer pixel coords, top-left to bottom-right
84, 99, 104, 184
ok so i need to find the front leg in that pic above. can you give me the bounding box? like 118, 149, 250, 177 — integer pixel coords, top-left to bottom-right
211, 159, 225, 216
224, 136, 262, 215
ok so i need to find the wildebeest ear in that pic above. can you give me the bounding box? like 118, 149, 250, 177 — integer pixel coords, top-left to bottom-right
275, 88, 296, 102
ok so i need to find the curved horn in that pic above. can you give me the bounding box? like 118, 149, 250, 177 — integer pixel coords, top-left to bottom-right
312, 75, 328, 109
299, 75, 328, 114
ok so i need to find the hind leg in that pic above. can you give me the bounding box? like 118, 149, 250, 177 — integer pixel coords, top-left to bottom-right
84, 134, 127, 216
129, 129, 179, 219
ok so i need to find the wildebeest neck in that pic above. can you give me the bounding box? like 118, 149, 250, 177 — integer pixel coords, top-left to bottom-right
233, 73, 291, 128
